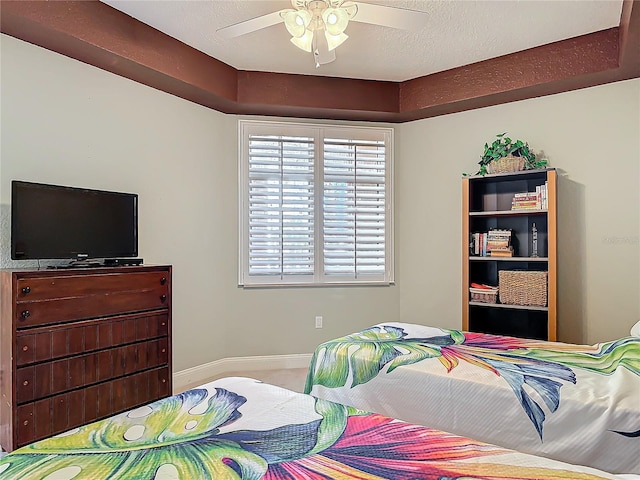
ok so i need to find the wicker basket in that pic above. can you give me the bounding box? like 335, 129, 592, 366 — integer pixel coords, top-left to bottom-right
486, 155, 526, 174
499, 270, 547, 306
469, 287, 498, 304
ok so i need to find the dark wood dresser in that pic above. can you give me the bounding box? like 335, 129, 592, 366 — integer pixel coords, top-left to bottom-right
0, 265, 172, 452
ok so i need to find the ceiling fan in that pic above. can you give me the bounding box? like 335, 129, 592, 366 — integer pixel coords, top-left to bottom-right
217, 0, 429, 67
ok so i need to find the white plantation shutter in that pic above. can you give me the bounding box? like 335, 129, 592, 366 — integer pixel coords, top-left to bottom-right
323, 137, 386, 281
247, 133, 315, 280
239, 121, 393, 286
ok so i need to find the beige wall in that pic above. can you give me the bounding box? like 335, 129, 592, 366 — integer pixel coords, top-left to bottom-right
1, 35, 638, 374
396, 80, 640, 343
0, 35, 399, 372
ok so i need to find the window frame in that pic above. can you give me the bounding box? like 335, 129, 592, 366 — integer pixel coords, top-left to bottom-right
238, 119, 394, 287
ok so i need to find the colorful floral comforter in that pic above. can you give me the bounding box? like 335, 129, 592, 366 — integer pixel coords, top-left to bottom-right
305, 322, 640, 474
1, 377, 637, 480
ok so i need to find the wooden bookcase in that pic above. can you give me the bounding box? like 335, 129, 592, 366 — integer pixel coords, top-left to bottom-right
462, 169, 557, 341
0, 265, 172, 451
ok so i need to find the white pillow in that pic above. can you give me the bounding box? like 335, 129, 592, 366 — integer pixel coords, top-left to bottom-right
631, 320, 640, 337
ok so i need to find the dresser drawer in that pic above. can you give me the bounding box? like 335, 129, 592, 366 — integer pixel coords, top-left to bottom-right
16, 337, 169, 404
16, 313, 169, 366
16, 288, 168, 329
16, 271, 169, 302
16, 366, 171, 447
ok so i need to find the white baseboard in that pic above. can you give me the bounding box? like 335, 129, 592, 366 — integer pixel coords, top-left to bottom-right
173, 353, 313, 393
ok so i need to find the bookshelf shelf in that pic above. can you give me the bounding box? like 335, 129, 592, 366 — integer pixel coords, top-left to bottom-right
469, 301, 549, 312
469, 256, 549, 262
462, 169, 557, 341
469, 210, 548, 217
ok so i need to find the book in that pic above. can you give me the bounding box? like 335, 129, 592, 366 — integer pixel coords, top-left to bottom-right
487, 241, 510, 249
513, 192, 539, 200
490, 248, 514, 257
512, 205, 543, 210
472, 229, 515, 256
511, 187, 547, 210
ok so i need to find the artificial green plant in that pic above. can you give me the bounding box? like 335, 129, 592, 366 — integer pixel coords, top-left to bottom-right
475, 133, 548, 175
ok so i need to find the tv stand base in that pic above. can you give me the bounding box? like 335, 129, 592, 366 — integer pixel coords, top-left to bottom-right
48, 260, 103, 269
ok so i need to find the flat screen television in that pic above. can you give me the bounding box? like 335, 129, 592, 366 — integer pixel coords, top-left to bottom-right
11, 181, 138, 262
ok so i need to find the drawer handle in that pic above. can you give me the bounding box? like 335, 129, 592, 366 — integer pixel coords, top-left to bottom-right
160, 294, 167, 303
20, 310, 31, 320
22, 286, 31, 295
161, 379, 166, 383
160, 277, 167, 285
161, 322, 166, 327
23, 420, 29, 426
161, 348, 166, 353
23, 380, 29, 386
22, 345, 29, 352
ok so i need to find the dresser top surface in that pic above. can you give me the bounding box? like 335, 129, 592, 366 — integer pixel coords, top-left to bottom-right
1, 265, 171, 277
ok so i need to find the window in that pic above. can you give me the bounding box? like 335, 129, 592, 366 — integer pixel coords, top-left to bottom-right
239, 120, 394, 286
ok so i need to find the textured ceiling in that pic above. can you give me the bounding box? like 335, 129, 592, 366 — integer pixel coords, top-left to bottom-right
101, 0, 624, 82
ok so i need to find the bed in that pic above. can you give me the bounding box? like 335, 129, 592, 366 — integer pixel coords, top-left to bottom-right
1, 376, 637, 480
305, 322, 640, 475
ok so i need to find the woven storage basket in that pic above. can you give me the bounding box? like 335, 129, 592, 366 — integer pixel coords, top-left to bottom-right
499, 270, 547, 306
469, 287, 498, 304
486, 155, 526, 174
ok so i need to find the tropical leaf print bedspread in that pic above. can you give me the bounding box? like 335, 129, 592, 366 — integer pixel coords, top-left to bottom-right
0, 377, 635, 480
304, 322, 640, 474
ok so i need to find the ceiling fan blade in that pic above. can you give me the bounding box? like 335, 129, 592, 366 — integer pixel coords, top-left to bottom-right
217, 11, 283, 39
351, 2, 428, 30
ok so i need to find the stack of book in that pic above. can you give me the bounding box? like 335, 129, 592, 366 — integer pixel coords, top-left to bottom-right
487, 229, 513, 257
471, 229, 513, 257
511, 182, 548, 210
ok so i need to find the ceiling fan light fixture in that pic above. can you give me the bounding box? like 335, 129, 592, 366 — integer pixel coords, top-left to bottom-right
291, 29, 314, 52
325, 31, 348, 51
278, 0, 362, 65
282, 9, 312, 37
322, 7, 349, 36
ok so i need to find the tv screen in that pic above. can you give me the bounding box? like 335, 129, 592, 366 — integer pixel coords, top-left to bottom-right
11, 181, 138, 261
